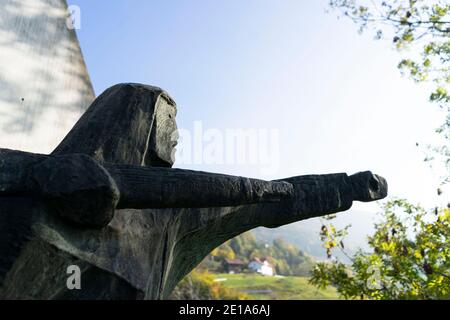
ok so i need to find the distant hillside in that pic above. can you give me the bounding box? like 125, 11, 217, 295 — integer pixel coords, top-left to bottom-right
198, 231, 315, 277
178, 209, 376, 300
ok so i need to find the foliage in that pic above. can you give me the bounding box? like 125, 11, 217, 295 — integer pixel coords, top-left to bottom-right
310, 200, 450, 300
310, 0, 450, 300
170, 270, 250, 300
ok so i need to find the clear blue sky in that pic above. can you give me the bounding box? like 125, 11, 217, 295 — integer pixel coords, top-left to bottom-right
68, 0, 446, 222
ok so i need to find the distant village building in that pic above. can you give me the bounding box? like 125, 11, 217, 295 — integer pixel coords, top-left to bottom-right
248, 258, 275, 276
224, 259, 245, 274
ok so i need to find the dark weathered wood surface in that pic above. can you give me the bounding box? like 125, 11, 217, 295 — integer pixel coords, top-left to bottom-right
0, 148, 294, 227
109, 164, 294, 209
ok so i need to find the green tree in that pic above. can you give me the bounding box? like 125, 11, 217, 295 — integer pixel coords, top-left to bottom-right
310, 200, 450, 299
309, 0, 449, 300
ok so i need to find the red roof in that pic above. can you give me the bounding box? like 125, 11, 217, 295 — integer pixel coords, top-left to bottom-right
225, 259, 245, 265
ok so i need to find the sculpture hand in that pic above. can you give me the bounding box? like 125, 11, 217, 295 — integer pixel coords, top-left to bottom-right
349, 171, 388, 202
263, 171, 388, 228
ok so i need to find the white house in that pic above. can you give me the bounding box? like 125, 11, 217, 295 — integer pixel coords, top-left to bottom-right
248, 258, 274, 276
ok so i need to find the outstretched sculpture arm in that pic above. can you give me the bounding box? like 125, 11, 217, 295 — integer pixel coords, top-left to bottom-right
0, 148, 293, 227
108, 164, 293, 209
0, 147, 387, 229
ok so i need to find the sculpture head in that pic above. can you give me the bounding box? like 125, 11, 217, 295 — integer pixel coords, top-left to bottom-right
53, 83, 179, 168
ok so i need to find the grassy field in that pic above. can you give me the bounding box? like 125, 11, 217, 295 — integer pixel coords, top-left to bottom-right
214, 273, 340, 300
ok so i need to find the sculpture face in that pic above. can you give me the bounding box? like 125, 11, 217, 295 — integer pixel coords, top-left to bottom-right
146, 97, 178, 167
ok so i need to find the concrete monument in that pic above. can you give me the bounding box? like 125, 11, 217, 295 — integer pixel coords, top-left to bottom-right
0, 0, 94, 154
